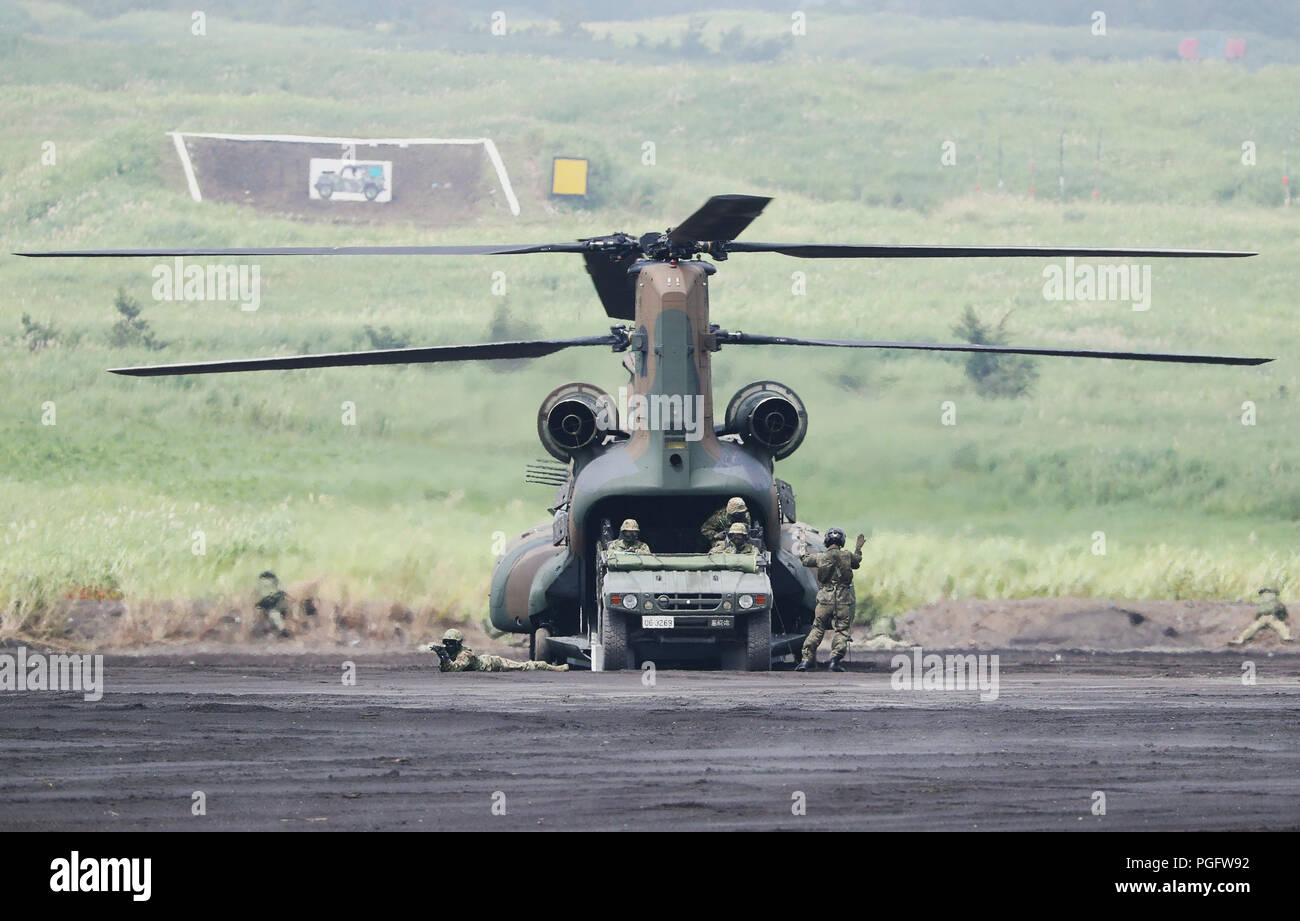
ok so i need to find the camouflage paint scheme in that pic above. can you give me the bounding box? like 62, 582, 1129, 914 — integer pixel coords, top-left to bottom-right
488, 261, 825, 650
440, 647, 568, 672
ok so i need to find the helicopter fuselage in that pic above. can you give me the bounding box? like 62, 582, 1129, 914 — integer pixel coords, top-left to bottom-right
489, 261, 824, 665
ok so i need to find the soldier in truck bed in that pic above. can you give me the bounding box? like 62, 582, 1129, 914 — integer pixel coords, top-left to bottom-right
610, 518, 652, 554
701, 496, 750, 547
712, 521, 758, 555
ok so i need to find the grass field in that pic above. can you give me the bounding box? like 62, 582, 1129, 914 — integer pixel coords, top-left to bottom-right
1, 4, 1296, 639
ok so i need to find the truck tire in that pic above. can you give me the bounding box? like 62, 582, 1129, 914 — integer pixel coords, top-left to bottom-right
363, 184, 380, 200
723, 610, 771, 671
316, 184, 333, 199
601, 606, 630, 671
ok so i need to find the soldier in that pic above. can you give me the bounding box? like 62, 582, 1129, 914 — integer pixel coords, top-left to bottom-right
255, 570, 291, 637
610, 518, 652, 554
713, 521, 758, 555
1230, 587, 1294, 645
795, 528, 866, 672
431, 628, 569, 672
701, 496, 750, 548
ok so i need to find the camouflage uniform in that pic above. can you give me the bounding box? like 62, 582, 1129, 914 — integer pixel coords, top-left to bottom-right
1231, 589, 1293, 645
712, 522, 757, 555
255, 571, 291, 634
441, 648, 568, 672
799, 546, 862, 663
434, 628, 568, 672
611, 518, 651, 554
701, 497, 750, 547
611, 538, 651, 553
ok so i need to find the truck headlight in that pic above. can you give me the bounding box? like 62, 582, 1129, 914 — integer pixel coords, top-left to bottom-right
737, 594, 754, 610
622, 593, 638, 610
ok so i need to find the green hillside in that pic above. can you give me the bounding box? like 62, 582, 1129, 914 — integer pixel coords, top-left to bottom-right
1, 3, 1296, 636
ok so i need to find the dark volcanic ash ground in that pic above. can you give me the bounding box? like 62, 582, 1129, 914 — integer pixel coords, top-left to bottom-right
1, 649, 1296, 832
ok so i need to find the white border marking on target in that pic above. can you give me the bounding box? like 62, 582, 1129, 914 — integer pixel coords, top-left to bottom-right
166, 132, 521, 216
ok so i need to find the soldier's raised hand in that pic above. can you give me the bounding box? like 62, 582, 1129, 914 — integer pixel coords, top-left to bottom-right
855, 533, 866, 551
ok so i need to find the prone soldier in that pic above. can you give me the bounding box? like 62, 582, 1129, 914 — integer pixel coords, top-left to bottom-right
429, 628, 569, 672
795, 528, 866, 672
1229, 587, 1294, 645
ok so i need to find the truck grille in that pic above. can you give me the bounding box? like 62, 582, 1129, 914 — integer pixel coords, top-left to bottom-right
655, 593, 724, 612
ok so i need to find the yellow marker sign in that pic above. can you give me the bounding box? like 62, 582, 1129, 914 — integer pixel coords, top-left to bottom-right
551, 157, 589, 196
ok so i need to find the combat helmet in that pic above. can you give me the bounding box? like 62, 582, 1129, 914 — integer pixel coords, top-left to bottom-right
726, 497, 747, 517
620, 518, 641, 536
824, 527, 846, 548
441, 628, 465, 644
727, 522, 749, 539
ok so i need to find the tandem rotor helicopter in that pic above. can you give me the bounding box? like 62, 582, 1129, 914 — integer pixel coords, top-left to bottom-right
21, 194, 1270, 670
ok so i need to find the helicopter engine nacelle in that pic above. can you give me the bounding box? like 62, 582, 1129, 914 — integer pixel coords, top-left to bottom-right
537, 382, 617, 461
724, 381, 808, 460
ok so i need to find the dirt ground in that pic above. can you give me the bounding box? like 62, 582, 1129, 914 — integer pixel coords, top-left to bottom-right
18, 595, 1290, 656
894, 597, 1292, 652
7, 596, 1294, 832
1, 650, 1296, 832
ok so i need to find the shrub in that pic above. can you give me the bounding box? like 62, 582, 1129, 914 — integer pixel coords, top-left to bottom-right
952, 306, 1037, 398
109, 288, 165, 350
20, 313, 61, 351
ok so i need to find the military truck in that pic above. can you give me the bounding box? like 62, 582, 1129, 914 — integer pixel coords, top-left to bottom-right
594, 545, 773, 671
314, 162, 386, 201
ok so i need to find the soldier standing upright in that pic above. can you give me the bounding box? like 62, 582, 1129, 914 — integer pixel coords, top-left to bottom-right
795, 528, 866, 672
431, 628, 569, 672
610, 519, 652, 554
701, 497, 750, 548
1230, 587, 1293, 645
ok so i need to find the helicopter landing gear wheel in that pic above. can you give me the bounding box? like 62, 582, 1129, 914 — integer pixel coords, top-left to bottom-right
531, 625, 555, 663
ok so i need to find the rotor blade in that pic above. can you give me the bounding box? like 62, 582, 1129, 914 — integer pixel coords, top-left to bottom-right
725, 242, 1256, 259
583, 249, 640, 320
108, 334, 623, 377
668, 194, 772, 247
720, 332, 1271, 366
16, 243, 590, 257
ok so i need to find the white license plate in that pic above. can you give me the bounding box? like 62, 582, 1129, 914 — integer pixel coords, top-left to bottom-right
642, 615, 675, 629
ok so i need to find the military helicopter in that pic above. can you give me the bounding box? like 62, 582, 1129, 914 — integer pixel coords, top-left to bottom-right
21, 194, 1269, 669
